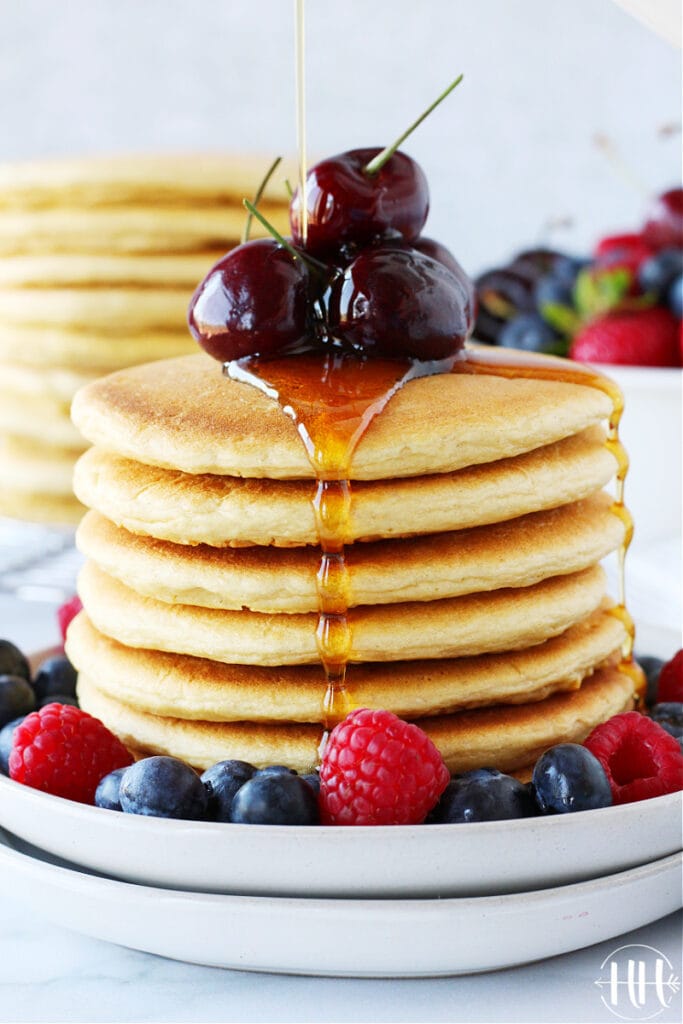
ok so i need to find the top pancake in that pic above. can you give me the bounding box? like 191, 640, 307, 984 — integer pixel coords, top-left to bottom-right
71, 351, 615, 481
0, 153, 295, 208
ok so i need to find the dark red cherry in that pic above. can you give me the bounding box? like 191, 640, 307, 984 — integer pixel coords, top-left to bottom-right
328, 246, 473, 360
290, 148, 429, 257
643, 189, 683, 250
188, 239, 312, 362
413, 237, 476, 310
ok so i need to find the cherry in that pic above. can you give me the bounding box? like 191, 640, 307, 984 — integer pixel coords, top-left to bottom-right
328, 245, 473, 360
290, 148, 429, 257
188, 239, 312, 362
643, 189, 683, 250
413, 237, 475, 309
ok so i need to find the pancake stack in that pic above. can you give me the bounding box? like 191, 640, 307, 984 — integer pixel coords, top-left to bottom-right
67, 350, 636, 775
0, 155, 290, 524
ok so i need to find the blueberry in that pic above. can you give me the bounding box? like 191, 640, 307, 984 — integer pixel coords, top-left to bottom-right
301, 771, 320, 796
95, 766, 128, 811
201, 759, 256, 822
668, 275, 683, 319
552, 255, 590, 285
33, 655, 77, 702
0, 675, 36, 729
231, 773, 319, 825
498, 313, 567, 355
39, 694, 79, 709
637, 249, 683, 300
636, 653, 665, 707
120, 756, 208, 820
0, 715, 26, 775
430, 767, 538, 823
0, 640, 30, 683
651, 702, 683, 740
256, 764, 297, 777
534, 273, 573, 310
532, 743, 612, 813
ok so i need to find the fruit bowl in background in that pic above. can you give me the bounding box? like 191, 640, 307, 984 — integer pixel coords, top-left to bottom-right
599, 362, 681, 547
597, 362, 682, 634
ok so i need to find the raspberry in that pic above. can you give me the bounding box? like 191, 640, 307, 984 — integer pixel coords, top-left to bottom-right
57, 595, 83, 645
584, 711, 683, 805
593, 233, 654, 279
319, 708, 450, 826
9, 704, 133, 804
657, 650, 683, 703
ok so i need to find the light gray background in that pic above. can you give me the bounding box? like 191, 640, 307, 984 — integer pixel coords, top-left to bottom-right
0, 0, 680, 273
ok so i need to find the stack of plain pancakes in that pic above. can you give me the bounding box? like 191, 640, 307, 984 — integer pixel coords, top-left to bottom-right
0, 155, 290, 524
66, 350, 636, 775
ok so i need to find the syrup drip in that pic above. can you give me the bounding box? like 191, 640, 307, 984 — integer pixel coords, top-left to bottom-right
227, 351, 453, 729
229, 343, 644, 739
455, 346, 644, 701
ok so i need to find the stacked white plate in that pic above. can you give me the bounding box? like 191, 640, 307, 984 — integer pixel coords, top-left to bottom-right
0, 624, 680, 977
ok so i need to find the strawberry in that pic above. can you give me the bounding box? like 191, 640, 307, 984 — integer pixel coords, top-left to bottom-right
570, 307, 680, 367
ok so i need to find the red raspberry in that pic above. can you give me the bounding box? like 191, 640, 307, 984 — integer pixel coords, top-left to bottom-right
319, 708, 450, 826
570, 307, 680, 367
584, 711, 683, 805
9, 704, 133, 804
593, 233, 655, 279
57, 595, 83, 645
657, 650, 683, 703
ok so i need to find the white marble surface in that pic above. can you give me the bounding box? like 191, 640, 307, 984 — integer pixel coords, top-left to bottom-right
0, 593, 681, 1023
0, 900, 680, 1024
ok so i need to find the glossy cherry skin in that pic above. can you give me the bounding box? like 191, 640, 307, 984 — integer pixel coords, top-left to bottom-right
414, 237, 476, 311
328, 245, 473, 360
188, 239, 311, 362
290, 148, 429, 257
643, 189, 683, 250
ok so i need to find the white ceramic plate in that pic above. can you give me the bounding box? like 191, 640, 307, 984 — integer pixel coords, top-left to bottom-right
0, 772, 679, 898
0, 827, 679, 977
2, 623, 678, 899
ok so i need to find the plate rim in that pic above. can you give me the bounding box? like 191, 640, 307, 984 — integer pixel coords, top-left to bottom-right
0, 770, 680, 840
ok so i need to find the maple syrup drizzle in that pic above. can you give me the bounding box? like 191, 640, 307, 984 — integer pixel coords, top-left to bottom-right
294, 0, 308, 246
227, 341, 644, 757
455, 346, 644, 701
227, 351, 454, 731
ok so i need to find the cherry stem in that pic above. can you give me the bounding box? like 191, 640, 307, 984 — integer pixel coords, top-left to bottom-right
242, 199, 328, 275
364, 73, 464, 176
241, 156, 283, 244
284, 178, 294, 199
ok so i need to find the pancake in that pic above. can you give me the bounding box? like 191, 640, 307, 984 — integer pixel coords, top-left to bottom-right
70, 351, 615, 481
0, 153, 295, 208
0, 388, 83, 447
0, 288, 191, 330
0, 435, 83, 495
0, 363, 97, 403
73, 427, 617, 547
76, 493, 624, 612
0, 488, 83, 525
0, 325, 194, 370
0, 253, 228, 288
0, 205, 289, 255
66, 605, 628, 722
78, 560, 607, 666
76, 665, 635, 774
